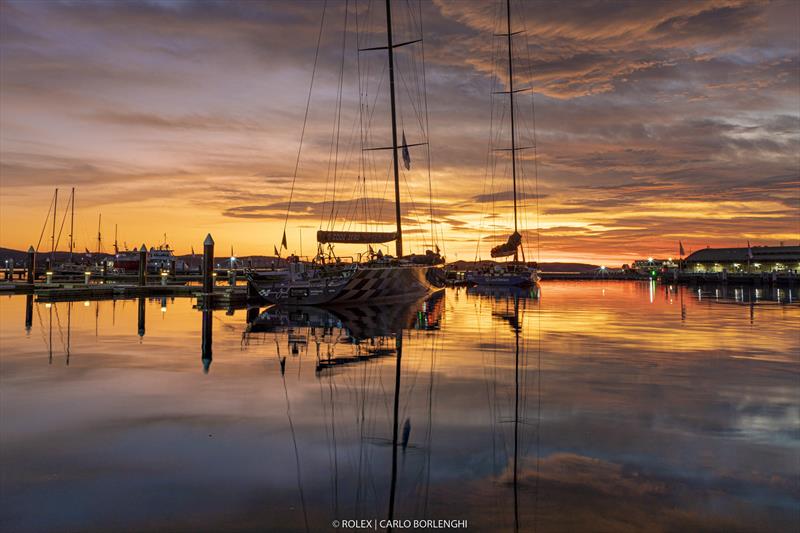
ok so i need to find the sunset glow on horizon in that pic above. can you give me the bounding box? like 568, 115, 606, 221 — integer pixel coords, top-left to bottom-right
1, 0, 798, 266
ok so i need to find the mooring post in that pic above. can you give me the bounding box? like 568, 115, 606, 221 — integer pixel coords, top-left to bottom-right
138, 244, 147, 286
26, 246, 35, 284
203, 234, 214, 295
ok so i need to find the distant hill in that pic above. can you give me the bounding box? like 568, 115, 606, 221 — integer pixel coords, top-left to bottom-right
448, 259, 599, 273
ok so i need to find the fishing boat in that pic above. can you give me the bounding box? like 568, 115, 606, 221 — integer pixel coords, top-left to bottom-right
248, 0, 444, 305
466, 0, 540, 288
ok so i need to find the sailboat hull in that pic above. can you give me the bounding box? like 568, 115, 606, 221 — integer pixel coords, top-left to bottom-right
248, 264, 445, 305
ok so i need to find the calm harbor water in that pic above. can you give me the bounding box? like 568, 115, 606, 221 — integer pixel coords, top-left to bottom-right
1, 282, 798, 532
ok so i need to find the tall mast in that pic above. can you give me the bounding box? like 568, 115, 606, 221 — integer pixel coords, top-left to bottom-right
114, 224, 118, 255
51, 188, 58, 264
96, 213, 102, 254
69, 187, 75, 262
385, 0, 403, 257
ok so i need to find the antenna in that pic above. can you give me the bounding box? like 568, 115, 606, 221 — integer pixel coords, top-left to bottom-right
96, 213, 102, 254
51, 188, 58, 264
69, 187, 75, 262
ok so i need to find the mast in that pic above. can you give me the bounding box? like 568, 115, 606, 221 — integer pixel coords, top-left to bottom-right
114, 224, 118, 255
505, 0, 519, 259
385, 0, 403, 257
96, 214, 102, 254
51, 188, 58, 264
68, 187, 75, 262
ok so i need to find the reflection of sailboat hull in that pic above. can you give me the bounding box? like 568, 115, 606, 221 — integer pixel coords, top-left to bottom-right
467, 284, 539, 300
466, 270, 538, 287
247, 289, 444, 341
248, 264, 444, 305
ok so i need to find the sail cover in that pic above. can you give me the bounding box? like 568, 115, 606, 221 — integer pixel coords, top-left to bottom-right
490, 231, 522, 258
317, 230, 398, 244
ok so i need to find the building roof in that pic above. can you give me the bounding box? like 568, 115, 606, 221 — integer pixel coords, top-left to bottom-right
684, 245, 800, 263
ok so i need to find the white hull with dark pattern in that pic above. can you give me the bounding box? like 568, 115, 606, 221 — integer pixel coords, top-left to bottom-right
247, 264, 444, 305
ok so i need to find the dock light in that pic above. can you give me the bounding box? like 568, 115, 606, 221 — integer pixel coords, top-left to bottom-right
160, 271, 168, 286
45, 271, 53, 284
84, 271, 92, 284
600, 265, 606, 270
647, 257, 653, 263
754, 263, 761, 268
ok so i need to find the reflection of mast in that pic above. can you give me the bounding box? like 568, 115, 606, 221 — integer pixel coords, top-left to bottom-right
48, 304, 53, 364
280, 348, 309, 532
66, 302, 72, 366
387, 334, 402, 531
513, 294, 520, 533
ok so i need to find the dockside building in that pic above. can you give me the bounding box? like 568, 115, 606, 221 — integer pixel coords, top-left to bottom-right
684, 245, 800, 273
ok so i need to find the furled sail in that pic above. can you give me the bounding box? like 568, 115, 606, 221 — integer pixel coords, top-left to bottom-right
490, 231, 522, 258
317, 230, 398, 244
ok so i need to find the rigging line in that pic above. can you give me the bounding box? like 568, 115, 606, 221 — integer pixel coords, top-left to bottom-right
284, 0, 328, 240
53, 192, 72, 255
474, 6, 503, 262
327, 0, 350, 231
280, 359, 311, 533
416, 0, 438, 251
519, 3, 542, 263
35, 191, 56, 252
355, 0, 368, 232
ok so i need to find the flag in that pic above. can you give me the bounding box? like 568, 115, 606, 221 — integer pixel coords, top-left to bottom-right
679, 241, 685, 256
281, 230, 287, 249
401, 130, 411, 170
747, 240, 753, 260
274, 245, 279, 257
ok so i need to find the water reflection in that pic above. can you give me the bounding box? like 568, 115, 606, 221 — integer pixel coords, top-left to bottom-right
0, 282, 798, 532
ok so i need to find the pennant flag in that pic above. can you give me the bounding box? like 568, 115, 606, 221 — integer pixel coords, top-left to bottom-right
281, 230, 287, 250
274, 245, 279, 257
679, 241, 685, 256
747, 240, 753, 260
401, 130, 411, 170
191, 246, 195, 257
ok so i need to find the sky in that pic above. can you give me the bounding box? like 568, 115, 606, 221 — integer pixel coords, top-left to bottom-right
1, 0, 798, 266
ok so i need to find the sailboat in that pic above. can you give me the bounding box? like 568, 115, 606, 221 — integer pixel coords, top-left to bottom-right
248, 0, 444, 305
467, 0, 540, 288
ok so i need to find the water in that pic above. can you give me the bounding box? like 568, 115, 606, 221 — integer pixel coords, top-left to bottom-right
1, 282, 798, 532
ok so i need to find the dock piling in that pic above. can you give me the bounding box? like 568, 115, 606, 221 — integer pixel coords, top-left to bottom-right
26, 246, 35, 284
203, 234, 214, 295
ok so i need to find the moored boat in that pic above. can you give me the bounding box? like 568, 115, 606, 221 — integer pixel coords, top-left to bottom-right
248, 0, 444, 305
